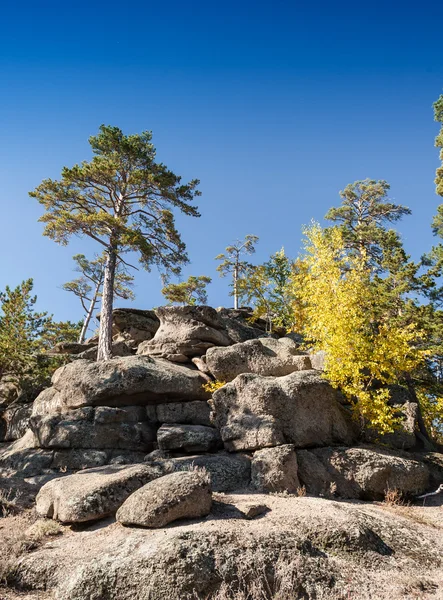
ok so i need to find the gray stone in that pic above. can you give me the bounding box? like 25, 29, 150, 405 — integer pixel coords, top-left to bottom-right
205, 337, 311, 382
49, 342, 93, 355
36, 463, 162, 523
1, 403, 32, 441
75, 340, 133, 361
138, 305, 232, 363
116, 470, 212, 528
216, 307, 270, 342
157, 424, 222, 453
30, 407, 157, 451
212, 370, 357, 452
31, 387, 64, 418
0, 430, 54, 478
251, 445, 300, 493
158, 452, 250, 492
296, 446, 430, 500
110, 308, 160, 348
146, 400, 212, 426
50, 355, 210, 409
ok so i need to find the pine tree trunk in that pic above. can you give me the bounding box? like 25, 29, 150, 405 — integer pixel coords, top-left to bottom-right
97, 248, 117, 361
78, 281, 102, 344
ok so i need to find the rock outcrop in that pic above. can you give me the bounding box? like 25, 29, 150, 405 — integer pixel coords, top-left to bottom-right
138, 305, 233, 362
116, 470, 212, 528
296, 446, 430, 500
212, 370, 357, 451
205, 337, 311, 381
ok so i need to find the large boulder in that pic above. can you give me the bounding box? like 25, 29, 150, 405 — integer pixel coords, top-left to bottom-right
137, 305, 232, 363
296, 446, 430, 500
205, 337, 311, 381
146, 400, 212, 426
116, 470, 212, 528
151, 452, 251, 492
48, 355, 210, 409
212, 370, 357, 452
251, 444, 300, 493
30, 406, 157, 451
36, 463, 161, 523
110, 308, 160, 348
157, 424, 222, 453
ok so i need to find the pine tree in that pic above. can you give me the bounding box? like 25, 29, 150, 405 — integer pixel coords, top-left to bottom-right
161, 275, 211, 305
30, 125, 201, 360
216, 235, 259, 309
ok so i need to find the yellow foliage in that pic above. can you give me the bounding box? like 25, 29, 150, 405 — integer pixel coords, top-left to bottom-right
203, 380, 227, 393
295, 224, 427, 434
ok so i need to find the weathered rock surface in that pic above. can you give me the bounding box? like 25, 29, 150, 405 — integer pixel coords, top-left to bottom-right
205, 337, 311, 381
251, 444, 300, 493
138, 305, 232, 363
75, 340, 133, 361
0, 430, 53, 478
110, 308, 160, 347
297, 446, 430, 500
117, 470, 212, 528
13, 495, 443, 600
157, 424, 222, 453
30, 406, 156, 451
212, 370, 356, 451
216, 307, 271, 342
152, 452, 251, 492
0, 403, 32, 441
146, 400, 212, 426
36, 463, 161, 522
49, 355, 210, 409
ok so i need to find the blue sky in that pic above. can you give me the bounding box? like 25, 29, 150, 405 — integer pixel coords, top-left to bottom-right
1, 0, 443, 324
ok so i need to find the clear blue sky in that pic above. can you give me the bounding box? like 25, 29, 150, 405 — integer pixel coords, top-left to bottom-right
1, 0, 443, 324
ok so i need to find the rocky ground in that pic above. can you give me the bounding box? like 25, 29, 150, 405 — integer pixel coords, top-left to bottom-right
1, 493, 442, 600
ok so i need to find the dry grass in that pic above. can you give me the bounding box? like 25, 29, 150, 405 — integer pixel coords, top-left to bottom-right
0, 490, 22, 518
295, 485, 306, 497
383, 487, 406, 506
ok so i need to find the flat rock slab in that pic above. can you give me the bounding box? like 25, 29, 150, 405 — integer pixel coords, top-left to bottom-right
36, 463, 162, 523
30, 407, 156, 451
212, 370, 357, 451
157, 424, 222, 453
48, 355, 210, 409
117, 470, 212, 528
297, 445, 430, 500
146, 401, 212, 426
151, 452, 251, 492
205, 337, 311, 381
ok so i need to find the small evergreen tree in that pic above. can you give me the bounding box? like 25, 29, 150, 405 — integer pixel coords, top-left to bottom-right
161, 275, 211, 305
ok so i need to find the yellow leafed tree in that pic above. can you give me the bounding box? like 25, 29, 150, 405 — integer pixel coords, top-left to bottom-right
295, 224, 427, 434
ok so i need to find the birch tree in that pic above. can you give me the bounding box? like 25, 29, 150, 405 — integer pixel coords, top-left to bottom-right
30, 125, 201, 360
